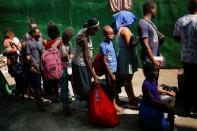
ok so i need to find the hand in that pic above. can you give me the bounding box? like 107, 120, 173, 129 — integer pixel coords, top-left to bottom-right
69, 54, 73, 61
94, 78, 100, 86
111, 74, 116, 81
153, 60, 162, 69
42, 39, 47, 45
21, 42, 26, 49
169, 90, 176, 97
31, 66, 38, 74
26, 56, 31, 62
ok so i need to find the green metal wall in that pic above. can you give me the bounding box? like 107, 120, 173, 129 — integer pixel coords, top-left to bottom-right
0, 0, 188, 68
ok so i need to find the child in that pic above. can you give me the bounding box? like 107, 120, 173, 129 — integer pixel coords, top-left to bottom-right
139, 64, 175, 131
61, 28, 74, 79
61, 27, 73, 61
99, 25, 124, 113
60, 28, 75, 112
45, 22, 62, 102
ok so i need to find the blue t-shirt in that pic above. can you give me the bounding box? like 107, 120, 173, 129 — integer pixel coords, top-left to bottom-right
26, 38, 43, 69
99, 40, 117, 73
142, 79, 160, 104
138, 19, 159, 64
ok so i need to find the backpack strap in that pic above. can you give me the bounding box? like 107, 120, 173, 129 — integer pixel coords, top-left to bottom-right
9, 41, 21, 55
143, 18, 158, 31
52, 38, 62, 48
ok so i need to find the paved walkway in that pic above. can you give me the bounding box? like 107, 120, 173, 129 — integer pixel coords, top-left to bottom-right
0, 69, 197, 131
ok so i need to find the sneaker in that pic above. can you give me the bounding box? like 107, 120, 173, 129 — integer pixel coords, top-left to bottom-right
41, 97, 52, 103
28, 96, 34, 100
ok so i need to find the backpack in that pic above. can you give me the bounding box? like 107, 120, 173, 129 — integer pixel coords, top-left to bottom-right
93, 52, 105, 77
41, 39, 63, 80
89, 84, 119, 127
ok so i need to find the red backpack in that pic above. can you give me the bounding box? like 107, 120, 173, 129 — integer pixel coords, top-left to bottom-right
92, 52, 105, 76
89, 84, 119, 127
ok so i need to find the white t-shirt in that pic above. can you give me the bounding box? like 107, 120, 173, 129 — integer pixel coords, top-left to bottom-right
13, 37, 20, 45
174, 14, 197, 64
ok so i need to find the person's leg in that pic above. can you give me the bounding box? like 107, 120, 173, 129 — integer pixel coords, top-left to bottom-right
30, 73, 45, 111
115, 60, 123, 103
52, 79, 60, 102
72, 62, 91, 102
160, 94, 176, 107
105, 73, 124, 113
160, 95, 175, 130
67, 74, 73, 100
22, 71, 32, 99
168, 110, 175, 131
13, 77, 22, 95
112, 82, 125, 113
25, 86, 34, 100
40, 68, 50, 95
190, 63, 197, 114
34, 87, 45, 111
124, 74, 137, 105
182, 62, 193, 115
60, 69, 72, 111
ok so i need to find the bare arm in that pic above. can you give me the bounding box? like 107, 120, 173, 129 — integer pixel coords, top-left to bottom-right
6, 47, 17, 53
174, 21, 181, 43
120, 27, 132, 46
145, 87, 173, 112
4, 41, 18, 53
157, 86, 176, 97
68, 44, 73, 60
142, 37, 161, 69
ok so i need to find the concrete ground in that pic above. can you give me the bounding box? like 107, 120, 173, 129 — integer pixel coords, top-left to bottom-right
0, 69, 197, 131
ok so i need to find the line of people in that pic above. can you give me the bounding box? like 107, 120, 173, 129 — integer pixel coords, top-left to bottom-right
1, 0, 197, 130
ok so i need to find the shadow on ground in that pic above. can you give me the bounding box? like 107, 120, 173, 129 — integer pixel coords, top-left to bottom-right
0, 95, 197, 131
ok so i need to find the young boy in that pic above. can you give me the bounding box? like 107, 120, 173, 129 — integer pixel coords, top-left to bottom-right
139, 64, 175, 131
99, 25, 124, 113
60, 28, 75, 114
61, 27, 74, 81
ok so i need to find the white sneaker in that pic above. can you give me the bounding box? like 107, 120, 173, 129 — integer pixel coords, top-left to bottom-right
41, 97, 52, 103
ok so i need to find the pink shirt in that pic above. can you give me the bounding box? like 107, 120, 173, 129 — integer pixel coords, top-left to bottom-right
3, 39, 12, 48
